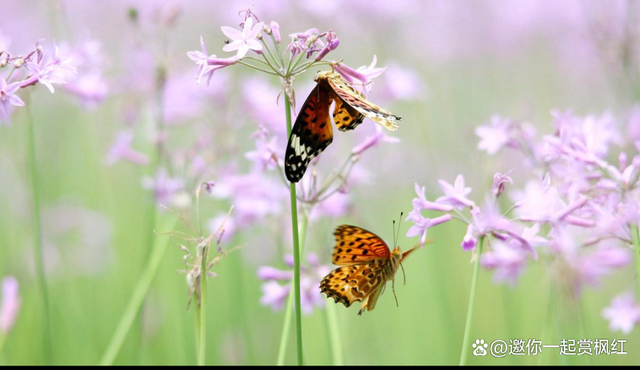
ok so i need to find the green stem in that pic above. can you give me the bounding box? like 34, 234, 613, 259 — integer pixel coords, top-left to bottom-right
276, 211, 308, 366
459, 237, 484, 366
237, 60, 281, 76
324, 302, 343, 365
276, 290, 295, 366
632, 224, 640, 299
26, 102, 54, 365
195, 243, 209, 366
285, 93, 304, 366
99, 216, 176, 365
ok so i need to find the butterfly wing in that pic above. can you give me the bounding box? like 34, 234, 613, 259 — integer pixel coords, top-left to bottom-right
327, 74, 401, 131
319, 261, 386, 310
284, 82, 333, 183
332, 95, 365, 132
331, 225, 391, 265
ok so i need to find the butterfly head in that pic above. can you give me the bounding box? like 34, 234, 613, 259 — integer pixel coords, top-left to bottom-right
314, 70, 338, 83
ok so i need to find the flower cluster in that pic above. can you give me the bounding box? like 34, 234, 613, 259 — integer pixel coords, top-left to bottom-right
258, 253, 330, 314
0, 39, 75, 123
406, 109, 640, 332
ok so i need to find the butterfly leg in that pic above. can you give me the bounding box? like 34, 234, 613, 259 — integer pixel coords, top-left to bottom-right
357, 286, 383, 315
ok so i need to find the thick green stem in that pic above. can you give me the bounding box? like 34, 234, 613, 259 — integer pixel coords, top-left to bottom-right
284, 94, 304, 366
99, 216, 176, 365
26, 103, 54, 365
459, 237, 484, 366
632, 224, 640, 299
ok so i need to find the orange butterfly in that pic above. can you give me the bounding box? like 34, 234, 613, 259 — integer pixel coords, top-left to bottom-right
284, 70, 401, 183
319, 224, 419, 315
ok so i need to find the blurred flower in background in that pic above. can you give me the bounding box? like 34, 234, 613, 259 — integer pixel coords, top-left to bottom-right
0, 276, 20, 334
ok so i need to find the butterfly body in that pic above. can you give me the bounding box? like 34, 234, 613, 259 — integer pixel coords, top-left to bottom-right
284, 71, 401, 183
319, 225, 417, 315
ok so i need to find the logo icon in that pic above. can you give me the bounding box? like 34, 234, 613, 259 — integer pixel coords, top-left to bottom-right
472, 339, 488, 356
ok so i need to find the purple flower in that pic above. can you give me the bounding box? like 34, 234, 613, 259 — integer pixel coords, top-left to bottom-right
270, 21, 281, 44
104, 131, 150, 166
24, 41, 75, 93
209, 169, 286, 227
314, 30, 339, 61
333, 55, 386, 93
63, 72, 108, 109
475, 116, 513, 155
187, 37, 239, 86
435, 174, 475, 209
309, 192, 350, 221
460, 224, 477, 251
492, 171, 514, 197
245, 125, 280, 171
0, 276, 20, 333
0, 77, 24, 119
380, 64, 425, 101
351, 125, 400, 155
513, 175, 592, 227
207, 213, 236, 244
602, 292, 640, 334
258, 253, 330, 314
405, 209, 451, 245
259, 281, 290, 311
481, 240, 529, 286
577, 246, 630, 289
287, 28, 323, 59
411, 183, 454, 213
142, 168, 185, 206
221, 17, 264, 59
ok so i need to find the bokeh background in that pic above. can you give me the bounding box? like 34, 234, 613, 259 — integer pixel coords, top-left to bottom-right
0, 0, 639, 365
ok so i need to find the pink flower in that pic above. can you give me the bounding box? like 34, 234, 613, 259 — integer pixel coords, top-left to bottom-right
492, 171, 514, 197
105, 131, 150, 166
436, 174, 475, 209
475, 116, 514, 155
24, 41, 75, 93
334, 55, 386, 93
351, 125, 400, 155
221, 18, 264, 59
245, 125, 281, 171
269, 21, 281, 44
602, 292, 640, 334
411, 183, 454, 213
460, 224, 477, 251
405, 209, 451, 245
314, 30, 339, 61
0, 77, 24, 119
187, 37, 239, 86
482, 240, 530, 286
258, 253, 330, 314
0, 276, 21, 334
142, 168, 184, 206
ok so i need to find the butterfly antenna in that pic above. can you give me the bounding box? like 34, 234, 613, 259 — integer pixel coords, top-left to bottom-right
395, 212, 404, 248
392, 219, 397, 249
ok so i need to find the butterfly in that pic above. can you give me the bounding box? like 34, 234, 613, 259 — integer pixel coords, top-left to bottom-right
319, 224, 419, 315
284, 70, 402, 183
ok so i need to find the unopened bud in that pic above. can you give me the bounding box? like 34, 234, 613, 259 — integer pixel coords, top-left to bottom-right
13, 59, 23, 68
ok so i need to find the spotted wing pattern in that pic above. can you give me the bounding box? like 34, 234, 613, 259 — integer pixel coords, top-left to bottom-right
284, 83, 333, 183
332, 91, 365, 132
327, 74, 401, 131
331, 225, 391, 265
319, 261, 386, 311
320, 225, 392, 315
